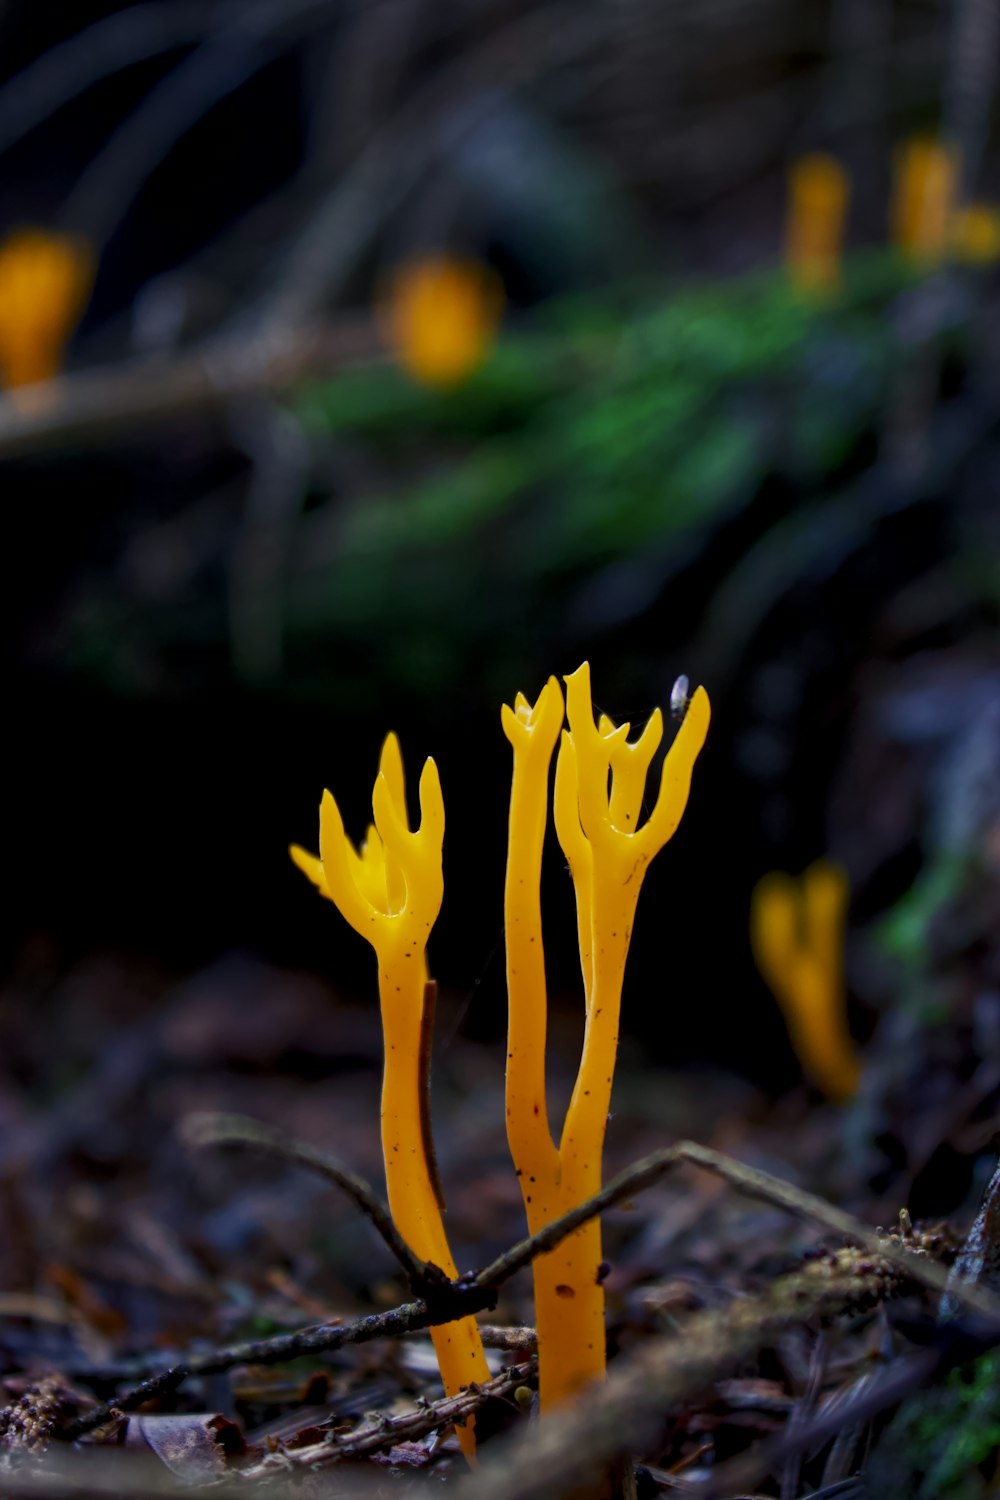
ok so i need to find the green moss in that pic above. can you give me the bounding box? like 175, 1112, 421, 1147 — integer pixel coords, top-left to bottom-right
871, 1351, 1000, 1499
283, 257, 914, 697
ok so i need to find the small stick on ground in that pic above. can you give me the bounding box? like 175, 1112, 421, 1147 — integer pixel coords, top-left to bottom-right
241, 1358, 538, 1478
60, 1290, 497, 1440
62, 1136, 1000, 1443
474, 1141, 1000, 1319
181, 1110, 428, 1285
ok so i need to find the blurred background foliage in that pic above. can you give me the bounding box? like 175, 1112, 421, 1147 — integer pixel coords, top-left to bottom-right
5, 0, 1000, 1091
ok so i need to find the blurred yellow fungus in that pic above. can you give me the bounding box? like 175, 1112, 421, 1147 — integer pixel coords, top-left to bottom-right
891, 138, 958, 266
379, 256, 502, 386
785, 154, 850, 293
0, 227, 92, 388
952, 202, 1000, 265
291, 733, 490, 1459
750, 860, 859, 1101
503, 664, 710, 1414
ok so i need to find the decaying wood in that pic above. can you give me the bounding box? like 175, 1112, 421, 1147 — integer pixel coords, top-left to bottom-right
241, 1358, 537, 1477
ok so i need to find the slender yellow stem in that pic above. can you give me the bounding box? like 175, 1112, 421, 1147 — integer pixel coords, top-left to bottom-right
529, 1214, 607, 1403
380, 969, 490, 1437
561, 899, 633, 1192
503, 681, 564, 1191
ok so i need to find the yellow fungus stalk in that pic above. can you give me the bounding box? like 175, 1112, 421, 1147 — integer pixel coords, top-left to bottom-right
0, 228, 92, 388
379, 256, 502, 386
785, 154, 850, 293
503, 664, 710, 1415
891, 138, 959, 267
750, 860, 859, 1101
291, 734, 490, 1459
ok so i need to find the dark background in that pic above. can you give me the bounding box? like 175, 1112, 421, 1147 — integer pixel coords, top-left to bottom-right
4, 0, 1000, 1090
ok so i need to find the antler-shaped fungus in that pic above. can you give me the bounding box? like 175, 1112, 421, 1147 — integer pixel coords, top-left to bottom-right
291, 734, 490, 1459
750, 860, 859, 1101
503, 664, 710, 1414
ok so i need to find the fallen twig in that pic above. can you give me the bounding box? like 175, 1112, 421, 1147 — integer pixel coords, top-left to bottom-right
477, 1325, 538, 1352
241, 1358, 536, 1477
59, 1291, 496, 1441
181, 1111, 427, 1285
0, 320, 377, 461
474, 1140, 1000, 1319
61, 1135, 998, 1445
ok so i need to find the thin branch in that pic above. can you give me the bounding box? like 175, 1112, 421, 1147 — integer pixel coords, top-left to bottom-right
197, 1120, 964, 1314
60, 1286, 497, 1441
180, 1110, 427, 1285
0, 4, 214, 158
474, 1140, 1000, 1320
241, 1358, 537, 1477
63, 0, 340, 247
0, 320, 378, 461
61, 1136, 996, 1446
477, 1325, 538, 1352
258, 0, 610, 334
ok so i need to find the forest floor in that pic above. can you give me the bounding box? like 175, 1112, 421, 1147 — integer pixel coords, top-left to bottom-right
0, 946, 995, 1500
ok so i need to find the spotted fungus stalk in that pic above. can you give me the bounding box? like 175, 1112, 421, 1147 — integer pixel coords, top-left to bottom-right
503, 663, 710, 1411
750, 860, 859, 1101
291, 734, 490, 1459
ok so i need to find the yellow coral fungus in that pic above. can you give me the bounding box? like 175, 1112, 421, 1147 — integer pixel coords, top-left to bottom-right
0, 227, 92, 388
379, 256, 502, 386
750, 860, 859, 1101
784, 154, 850, 294
503, 664, 710, 1413
291, 734, 490, 1459
294, 669, 710, 1460
891, 138, 958, 266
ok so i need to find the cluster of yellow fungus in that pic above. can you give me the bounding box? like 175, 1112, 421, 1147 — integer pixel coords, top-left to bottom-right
785, 138, 1000, 290
785, 154, 850, 294
888, 135, 1000, 267
502, 664, 710, 1411
750, 860, 860, 1101
378, 256, 503, 387
292, 665, 710, 1455
0, 227, 92, 388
